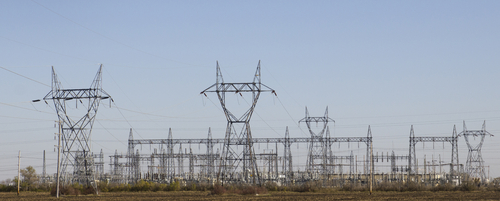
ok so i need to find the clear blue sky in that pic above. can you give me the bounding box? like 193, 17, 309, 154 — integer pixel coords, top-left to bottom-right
1, 0, 499, 181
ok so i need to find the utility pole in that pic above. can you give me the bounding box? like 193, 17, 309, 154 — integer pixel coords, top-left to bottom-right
56, 121, 61, 198
370, 135, 373, 195
17, 151, 21, 196
43, 150, 46, 183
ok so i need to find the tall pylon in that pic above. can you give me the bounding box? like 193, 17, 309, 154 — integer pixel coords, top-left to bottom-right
201, 61, 276, 185
459, 121, 493, 182
299, 107, 334, 179
41, 65, 111, 192
282, 127, 293, 184
206, 128, 215, 181
408, 125, 417, 176
127, 128, 140, 183
450, 125, 460, 183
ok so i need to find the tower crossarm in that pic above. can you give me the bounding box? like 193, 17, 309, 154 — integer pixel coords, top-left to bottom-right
43, 88, 111, 100
298, 116, 335, 123
458, 130, 493, 150
201, 83, 275, 94
129, 137, 370, 147
412, 136, 456, 143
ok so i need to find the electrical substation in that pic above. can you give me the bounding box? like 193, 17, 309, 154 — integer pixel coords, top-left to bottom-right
38, 62, 494, 191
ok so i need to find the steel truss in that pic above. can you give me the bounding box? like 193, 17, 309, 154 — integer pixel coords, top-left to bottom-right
458, 121, 493, 182
299, 107, 334, 178
124, 127, 372, 184
200, 61, 276, 185
41, 65, 111, 192
408, 125, 459, 183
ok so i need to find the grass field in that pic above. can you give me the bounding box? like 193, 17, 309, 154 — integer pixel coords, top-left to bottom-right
2, 191, 500, 200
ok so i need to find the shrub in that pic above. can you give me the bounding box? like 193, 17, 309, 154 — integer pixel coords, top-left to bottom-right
168, 181, 180, 191
50, 185, 81, 196
197, 182, 211, 191
264, 181, 279, 191
459, 182, 477, 191
342, 183, 368, 191
211, 184, 226, 195
82, 186, 96, 195
431, 183, 455, 191
240, 186, 267, 195
0, 184, 16, 192
131, 180, 152, 191
292, 181, 321, 192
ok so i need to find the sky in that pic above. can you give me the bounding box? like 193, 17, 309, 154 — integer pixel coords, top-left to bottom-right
0, 0, 499, 181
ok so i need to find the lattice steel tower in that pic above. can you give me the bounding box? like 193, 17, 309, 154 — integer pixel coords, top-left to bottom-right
42, 65, 111, 191
282, 126, 293, 184
201, 61, 275, 185
459, 121, 493, 182
299, 107, 334, 178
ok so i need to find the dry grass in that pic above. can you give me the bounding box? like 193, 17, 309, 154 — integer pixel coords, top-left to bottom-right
3, 190, 500, 201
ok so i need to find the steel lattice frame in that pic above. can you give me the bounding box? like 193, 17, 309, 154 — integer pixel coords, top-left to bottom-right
458, 121, 493, 182
125, 130, 373, 183
42, 65, 110, 191
408, 125, 459, 182
201, 61, 276, 185
299, 107, 334, 178
282, 127, 293, 184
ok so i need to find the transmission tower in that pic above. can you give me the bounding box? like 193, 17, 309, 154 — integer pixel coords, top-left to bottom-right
299, 107, 334, 179
41, 65, 111, 192
282, 126, 292, 184
459, 121, 493, 182
127, 128, 140, 183
201, 61, 276, 185
206, 128, 215, 181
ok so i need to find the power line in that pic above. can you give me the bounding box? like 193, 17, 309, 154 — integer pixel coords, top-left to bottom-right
0, 65, 50, 87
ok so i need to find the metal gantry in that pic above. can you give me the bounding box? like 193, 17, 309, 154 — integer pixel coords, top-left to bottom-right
40, 65, 111, 192
200, 61, 276, 185
123, 127, 372, 184
408, 125, 460, 182
459, 121, 494, 182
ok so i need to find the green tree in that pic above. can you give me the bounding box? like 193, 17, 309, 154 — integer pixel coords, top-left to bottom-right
20, 166, 39, 191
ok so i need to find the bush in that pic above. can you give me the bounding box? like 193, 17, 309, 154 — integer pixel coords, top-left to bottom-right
197, 182, 211, 191
431, 183, 455, 191
240, 186, 267, 195
168, 181, 180, 191
459, 182, 477, 191
264, 182, 279, 191
292, 181, 321, 192
50, 185, 81, 196
342, 183, 368, 191
0, 184, 16, 192
82, 186, 96, 195
131, 180, 152, 191
211, 184, 226, 195
107, 183, 131, 192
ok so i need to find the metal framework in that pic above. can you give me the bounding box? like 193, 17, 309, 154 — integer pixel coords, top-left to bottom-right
42, 65, 110, 192
200, 61, 276, 185
282, 127, 292, 184
458, 121, 493, 182
408, 125, 459, 182
299, 107, 334, 177
124, 127, 372, 184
